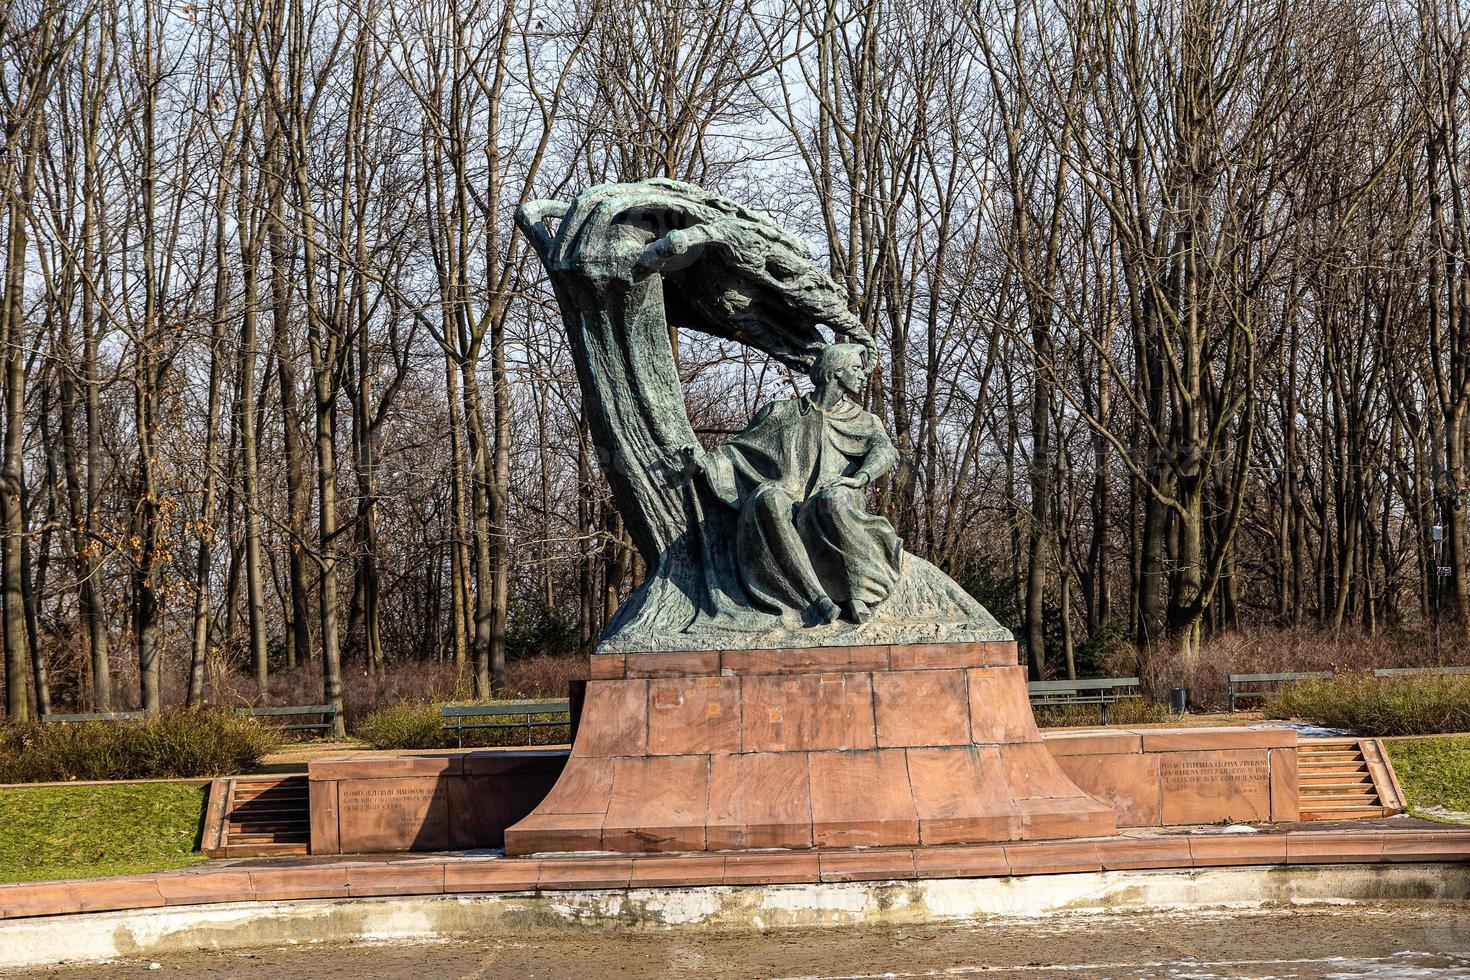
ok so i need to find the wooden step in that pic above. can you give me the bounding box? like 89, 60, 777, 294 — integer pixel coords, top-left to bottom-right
1296, 737, 1405, 822
1299, 777, 1373, 787
228, 820, 310, 834
226, 833, 310, 845
228, 804, 310, 818
232, 793, 309, 806
227, 821, 311, 835
232, 781, 306, 797
221, 841, 310, 854
203, 775, 313, 858
233, 787, 308, 799
1299, 805, 1389, 819
1299, 763, 1368, 773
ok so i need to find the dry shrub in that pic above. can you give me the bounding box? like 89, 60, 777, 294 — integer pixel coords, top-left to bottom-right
1123, 625, 1470, 711
504, 654, 589, 698
0, 709, 283, 783
352, 701, 448, 749
1032, 697, 1179, 728
208, 655, 589, 730
31, 622, 1466, 728
354, 700, 571, 749
26, 630, 589, 731
1262, 672, 1470, 736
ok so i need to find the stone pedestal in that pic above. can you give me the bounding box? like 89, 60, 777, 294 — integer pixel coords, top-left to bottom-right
503, 641, 1116, 855
309, 750, 564, 855
1049, 727, 1299, 826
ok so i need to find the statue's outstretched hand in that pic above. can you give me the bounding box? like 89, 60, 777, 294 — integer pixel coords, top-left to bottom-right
824, 474, 868, 492
651, 444, 704, 485
677, 445, 707, 481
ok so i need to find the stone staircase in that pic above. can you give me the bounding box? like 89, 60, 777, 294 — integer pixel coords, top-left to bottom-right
1297, 738, 1406, 821
202, 774, 312, 857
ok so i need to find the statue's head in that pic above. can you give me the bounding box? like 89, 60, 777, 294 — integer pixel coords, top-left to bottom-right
810, 343, 868, 399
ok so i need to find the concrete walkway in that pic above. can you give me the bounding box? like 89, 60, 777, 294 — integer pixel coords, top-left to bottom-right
21, 904, 1470, 979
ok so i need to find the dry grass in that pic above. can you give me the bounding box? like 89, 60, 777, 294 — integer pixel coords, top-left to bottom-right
355, 700, 571, 750
23, 622, 1470, 726
1031, 697, 1180, 728
1262, 672, 1470, 736
0, 709, 283, 783
1105, 624, 1470, 711
32, 653, 589, 732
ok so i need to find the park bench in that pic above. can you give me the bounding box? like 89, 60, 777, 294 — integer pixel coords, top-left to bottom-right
1027, 677, 1141, 724
1371, 665, 1470, 678
235, 703, 339, 737
40, 710, 146, 723
1227, 671, 1331, 711
440, 699, 572, 748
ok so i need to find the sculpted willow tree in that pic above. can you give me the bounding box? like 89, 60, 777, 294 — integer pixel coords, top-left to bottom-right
516, 179, 1006, 650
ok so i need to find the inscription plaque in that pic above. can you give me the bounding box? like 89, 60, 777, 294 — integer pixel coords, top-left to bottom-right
1158, 749, 1272, 824
1161, 756, 1269, 789
336, 776, 449, 853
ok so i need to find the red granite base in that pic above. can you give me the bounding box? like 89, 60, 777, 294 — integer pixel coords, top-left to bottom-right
1048, 727, 1300, 826
4, 826, 1469, 922
502, 642, 1116, 856
309, 751, 564, 854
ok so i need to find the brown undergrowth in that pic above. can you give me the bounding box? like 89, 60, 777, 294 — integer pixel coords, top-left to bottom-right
26, 652, 589, 733
1263, 673, 1470, 736
0, 709, 282, 783
1095, 624, 1470, 711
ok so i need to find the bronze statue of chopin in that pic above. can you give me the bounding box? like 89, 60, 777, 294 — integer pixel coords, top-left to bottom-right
516, 178, 1007, 652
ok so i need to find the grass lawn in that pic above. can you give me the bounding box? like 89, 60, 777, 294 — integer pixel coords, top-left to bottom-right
1385, 736, 1470, 820
0, 782, 210, 883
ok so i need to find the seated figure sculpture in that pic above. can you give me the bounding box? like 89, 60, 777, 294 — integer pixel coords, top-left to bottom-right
683, 343, 901, 626
515, 178, 1008, 651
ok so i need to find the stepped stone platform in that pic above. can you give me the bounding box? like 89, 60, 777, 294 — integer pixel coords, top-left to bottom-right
306, 727, 1304, 856
503, 641, 1116, 855
1, 824, 1467, 920
1049, 726, 1300, 826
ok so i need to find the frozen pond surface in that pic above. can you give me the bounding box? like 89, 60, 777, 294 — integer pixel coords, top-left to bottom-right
21, 904, 1470, 979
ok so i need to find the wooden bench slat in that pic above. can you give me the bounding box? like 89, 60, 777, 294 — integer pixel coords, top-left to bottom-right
439, 700, 572, 747
1229, 671, 1330, 683
235, 704, 337, 717
1026, 677, 1142, 724
1028, 678, 1140, 693
232, 704, 339, 738
440, 701, 570, 717
1373, 666, 1470, 677
1227, 670, 1333, 711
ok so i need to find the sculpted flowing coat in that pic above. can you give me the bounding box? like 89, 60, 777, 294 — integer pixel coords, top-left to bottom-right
700, 394, 903, 617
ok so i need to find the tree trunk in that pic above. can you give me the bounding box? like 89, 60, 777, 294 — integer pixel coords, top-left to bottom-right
1, 151, 31, 722
237, 149, 270, 700
190, 173, 233, 706
266, 78, 311, 675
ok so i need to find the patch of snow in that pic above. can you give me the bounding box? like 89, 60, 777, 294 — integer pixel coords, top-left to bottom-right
1251, 721, 1351, 737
